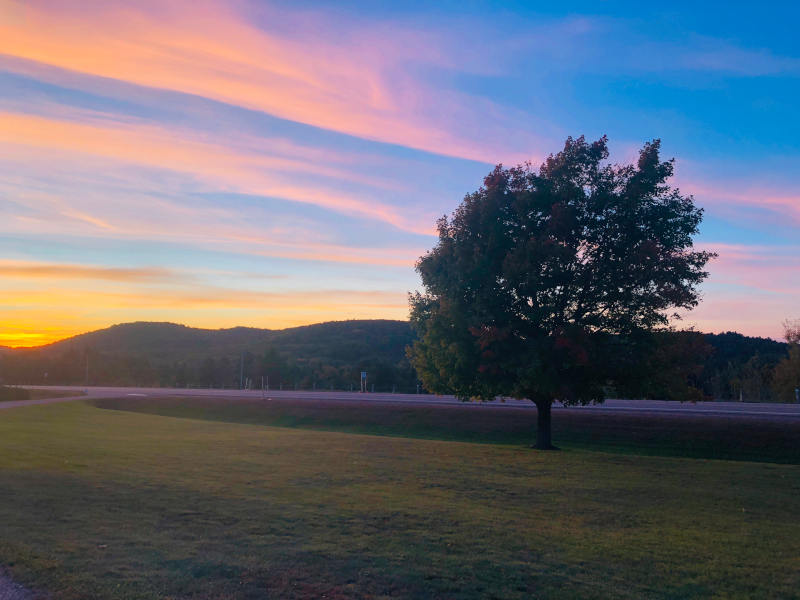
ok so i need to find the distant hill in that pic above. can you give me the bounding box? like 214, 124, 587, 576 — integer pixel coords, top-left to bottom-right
704, 331, 787, 368
1, 320, 418, 391
30, 320, 414, 365
35, 322, 275, 363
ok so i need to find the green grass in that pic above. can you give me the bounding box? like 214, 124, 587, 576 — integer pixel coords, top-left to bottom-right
96, 396, 800, 464
1, 400, 799, 599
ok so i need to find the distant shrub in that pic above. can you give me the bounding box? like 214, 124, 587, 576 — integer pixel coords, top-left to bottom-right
0, 385, 30, 401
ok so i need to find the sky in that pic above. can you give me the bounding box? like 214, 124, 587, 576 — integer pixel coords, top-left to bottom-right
1, 0, 798, 346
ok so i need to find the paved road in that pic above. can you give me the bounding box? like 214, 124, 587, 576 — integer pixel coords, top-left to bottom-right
6, 386, 800, 421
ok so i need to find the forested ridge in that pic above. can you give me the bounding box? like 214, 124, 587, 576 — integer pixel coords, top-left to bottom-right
0, 320, 794, 400
0, 320, 418, 393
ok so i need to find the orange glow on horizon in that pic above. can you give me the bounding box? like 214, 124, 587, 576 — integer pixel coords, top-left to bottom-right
0, 280, 411, 347
0, 309, 412, 349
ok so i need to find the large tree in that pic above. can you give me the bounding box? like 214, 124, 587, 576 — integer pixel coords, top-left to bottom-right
408, 136, 715, 449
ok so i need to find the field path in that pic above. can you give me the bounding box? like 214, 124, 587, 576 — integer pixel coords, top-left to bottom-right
0, 572, 32, 600
5, 386, 800, 421
0, 395, 89, 410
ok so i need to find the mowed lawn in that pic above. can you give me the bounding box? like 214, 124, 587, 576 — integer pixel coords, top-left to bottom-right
1, 400, 799, 599
97, 396, 800, 464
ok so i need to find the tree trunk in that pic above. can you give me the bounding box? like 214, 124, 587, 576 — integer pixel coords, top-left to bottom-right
533, 399, 557, 450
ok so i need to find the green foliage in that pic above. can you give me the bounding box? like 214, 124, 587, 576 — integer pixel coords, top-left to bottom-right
613, 330, 712, 401
410, 136, 715, 408
700, 332, 787, 401
772, 320, 800, 402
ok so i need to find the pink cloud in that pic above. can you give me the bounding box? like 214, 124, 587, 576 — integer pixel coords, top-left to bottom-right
0, 170, 426, 268
0, 110, 436, 235
680, 179, 800, 227
677, 243, 800, 339
698, 243, 800, 295
0, 260, 183, 282
0, 0, 546, 164
678, 296, 797, 341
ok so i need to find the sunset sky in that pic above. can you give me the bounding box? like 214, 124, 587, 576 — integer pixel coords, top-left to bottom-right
1, 0, 798, 346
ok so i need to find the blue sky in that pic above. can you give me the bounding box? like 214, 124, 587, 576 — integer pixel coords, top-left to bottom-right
0, 0, 797, 344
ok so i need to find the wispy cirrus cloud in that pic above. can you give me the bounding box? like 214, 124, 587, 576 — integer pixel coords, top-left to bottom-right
0, 0, 550, 163
0, 110, 432, 233
699, 243, 800, 295
680, 242, 800, 339
0, 179, 425, 268
0, 260, 182, 282
676, 39, 800, 77
682, 179, 800, 228
1, 286, 406, 311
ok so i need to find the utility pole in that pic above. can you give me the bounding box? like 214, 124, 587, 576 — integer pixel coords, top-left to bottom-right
239, 352, 244, 390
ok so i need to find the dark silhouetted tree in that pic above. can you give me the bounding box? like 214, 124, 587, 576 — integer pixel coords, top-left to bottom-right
198, 357, 218, 388
408, 136, 715, 448
616, 330, 712, 401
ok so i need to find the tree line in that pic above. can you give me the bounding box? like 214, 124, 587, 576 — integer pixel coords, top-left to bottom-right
0, 345, 419, 393
0, 326, 797, 401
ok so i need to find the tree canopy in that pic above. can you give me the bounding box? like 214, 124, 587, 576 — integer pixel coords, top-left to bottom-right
408, 136, 715, 448
772, 320, 800, 402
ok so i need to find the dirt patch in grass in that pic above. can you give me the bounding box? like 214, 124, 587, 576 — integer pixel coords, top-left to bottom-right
95, 395, 800, 464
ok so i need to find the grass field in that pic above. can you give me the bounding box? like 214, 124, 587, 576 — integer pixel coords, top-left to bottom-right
1, 398, 799, 599
96, 396, 800, 464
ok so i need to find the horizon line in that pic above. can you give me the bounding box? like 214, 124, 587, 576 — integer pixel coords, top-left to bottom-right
1, 319, 786, 350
